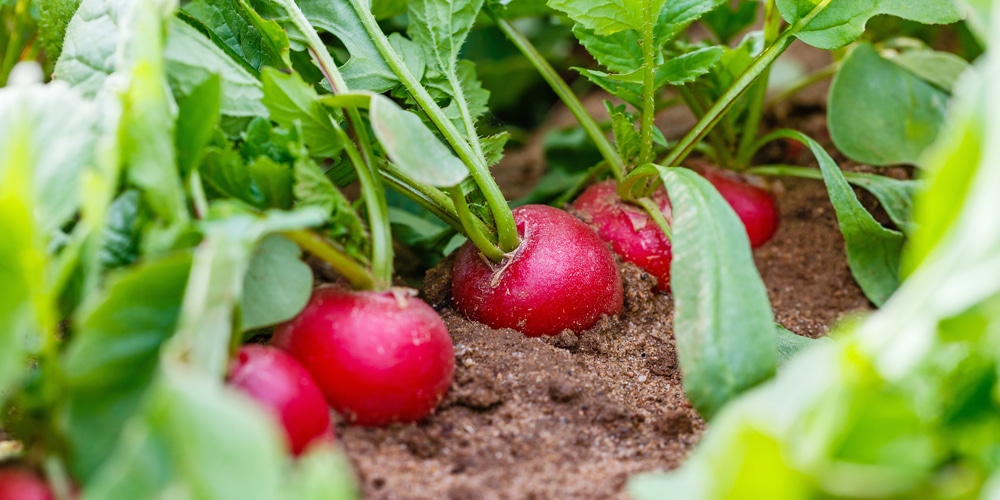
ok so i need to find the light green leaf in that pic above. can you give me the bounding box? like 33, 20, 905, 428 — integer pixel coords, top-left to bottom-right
654, 0, 725, 44
700, 0, 757, 45
165, 18, 268, 118
53, 0, 125, 96
0, 146, 48, 405
548, 0, 667, 35
408, 0, 483, 74
436, 60, 491, 130
249, 156, 295, 209
577, 68, 643, 108
261, 68, 344, 158
82, 368, 287, 500
777, 131, 905, 306
656, 166, 777, 419
285, 445, 358, 499
369, 94, 469, 187
0, 75, 99, 233
890, 49, 970, 93
293, 156, 367, 256
829, 43, 950, 167
61, 253, 193, 482
169, 205, 325, 376
612, 45, 723, 86
572, 26, 643, 74
776, 0, 963, 50
239, 235, 312, 331
481, 132, 510, 167
748, 166, 919, 233
775, 324, 828, 367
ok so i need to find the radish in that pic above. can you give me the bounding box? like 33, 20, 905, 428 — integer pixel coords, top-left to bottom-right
272, 287, 455, 426
228, 345, 333, 455
451, 204, 624, 337
0, 468, 54, 500
572, 180, 673, 292
699, 167, 779, 248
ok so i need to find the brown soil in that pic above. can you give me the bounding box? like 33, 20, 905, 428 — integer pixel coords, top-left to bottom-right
335, 51, 882, 496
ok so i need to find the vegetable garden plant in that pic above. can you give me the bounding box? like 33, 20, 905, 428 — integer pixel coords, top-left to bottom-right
0, 0, 996, 497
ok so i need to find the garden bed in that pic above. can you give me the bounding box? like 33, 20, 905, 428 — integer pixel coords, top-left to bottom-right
336, 103, 876, 499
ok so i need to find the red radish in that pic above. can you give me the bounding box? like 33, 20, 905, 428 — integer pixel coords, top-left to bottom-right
0, 468, 54, 500
228, 345, 333, 455
272, 287, 454, 426
699, 167, 779, 248
572, 181, 673, 292
451, 204, 623, 337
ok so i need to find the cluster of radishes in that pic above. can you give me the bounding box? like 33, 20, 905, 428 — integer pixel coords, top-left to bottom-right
225, 168, 777, 456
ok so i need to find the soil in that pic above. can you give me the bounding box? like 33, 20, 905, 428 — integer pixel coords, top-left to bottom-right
335, 42, 885, 499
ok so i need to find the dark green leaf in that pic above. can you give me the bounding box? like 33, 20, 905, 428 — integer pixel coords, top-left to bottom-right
293, 155, 369, 257
776, 0, 963, 50
239, 235, 312, 331
249, 156, 295, 210
201, 146, 262, 206
829, 43, 949, 167
176, 74, 223, 177
62, 253, 192, 481
656, 166, 776, 419
701, 1, 758, 45
261, 68, 344, 159
369, 94, 470, 187
779, 131, 905, 306
182, 0, 291, 72
98, 191, 150, 272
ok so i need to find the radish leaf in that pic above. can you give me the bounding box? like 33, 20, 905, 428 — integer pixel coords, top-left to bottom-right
239, 235, 312, 331
261, 68, 344, 158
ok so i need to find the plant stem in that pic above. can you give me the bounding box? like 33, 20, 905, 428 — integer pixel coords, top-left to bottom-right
765, 61, 839, 110
449, 186, 505, 262
348, 0, 520, 255
734, 0, 782, 169
677, 86, 733, 167
380, 162, 494, 237
285, 229, 377, 290
636, 197, 672, 241
661, 0, 833, 169
278, 0, 393, 288
639, 0, 657, 166
486, 10, 625, 180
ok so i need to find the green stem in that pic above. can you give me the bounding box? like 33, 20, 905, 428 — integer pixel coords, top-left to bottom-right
189, 169, 209, 219
380, 162, 493, 237
0, 0, 30, 86
765, 62, 839, 110
450, 187, 505, 262
735, 0, 782, 169
639, 0, 657, 166
551, 163, 609, 208
661, 0, 832, 168
348, 0, 519, 255
488, 10, 625, 180
278, 0, 393, 287
285, 229, 376, 290
677, 86, 733, 167
636, 197, 672, 242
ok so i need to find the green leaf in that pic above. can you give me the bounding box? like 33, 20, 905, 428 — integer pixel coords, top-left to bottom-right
61, 253, 192, 482
613, 45, 724, 86
0, 150, 47, 405
829, 43, 950, 167
572, 26, 643, 74
481, 132, 510, 167
548, 0, 667, 35
261, 68, 344, 159
82, 369, 287, 500
176, 74, 223, 177
578, 68, 644, 108
239, 235, 312, 331
53, 0, 126, 96
182, 0, 291, 72
654, 0, 725, 44
284, 445, 359, 499
890, 49, 970, 93
292, 156, 369, 259
700, 0, 758, 45
369, 94, 470, 187
777, 131, 905, 306
606, 102, 641, 164
0, 75, 100, 233
249, 156, 295, 210
98, 190, 150, 272
776, 0, 963, 50
165, 18, 269, 118
433, 60, 492, 130
38, 0, 81, 63
259, 0, 398, 92
201, 146, 261, 206
408, 0, 483, 75
774, 324, 828, 367
123, 7, 190, 226
170, 206, 325, 376
654, 166, 776, 419
748, 166, 919, 233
